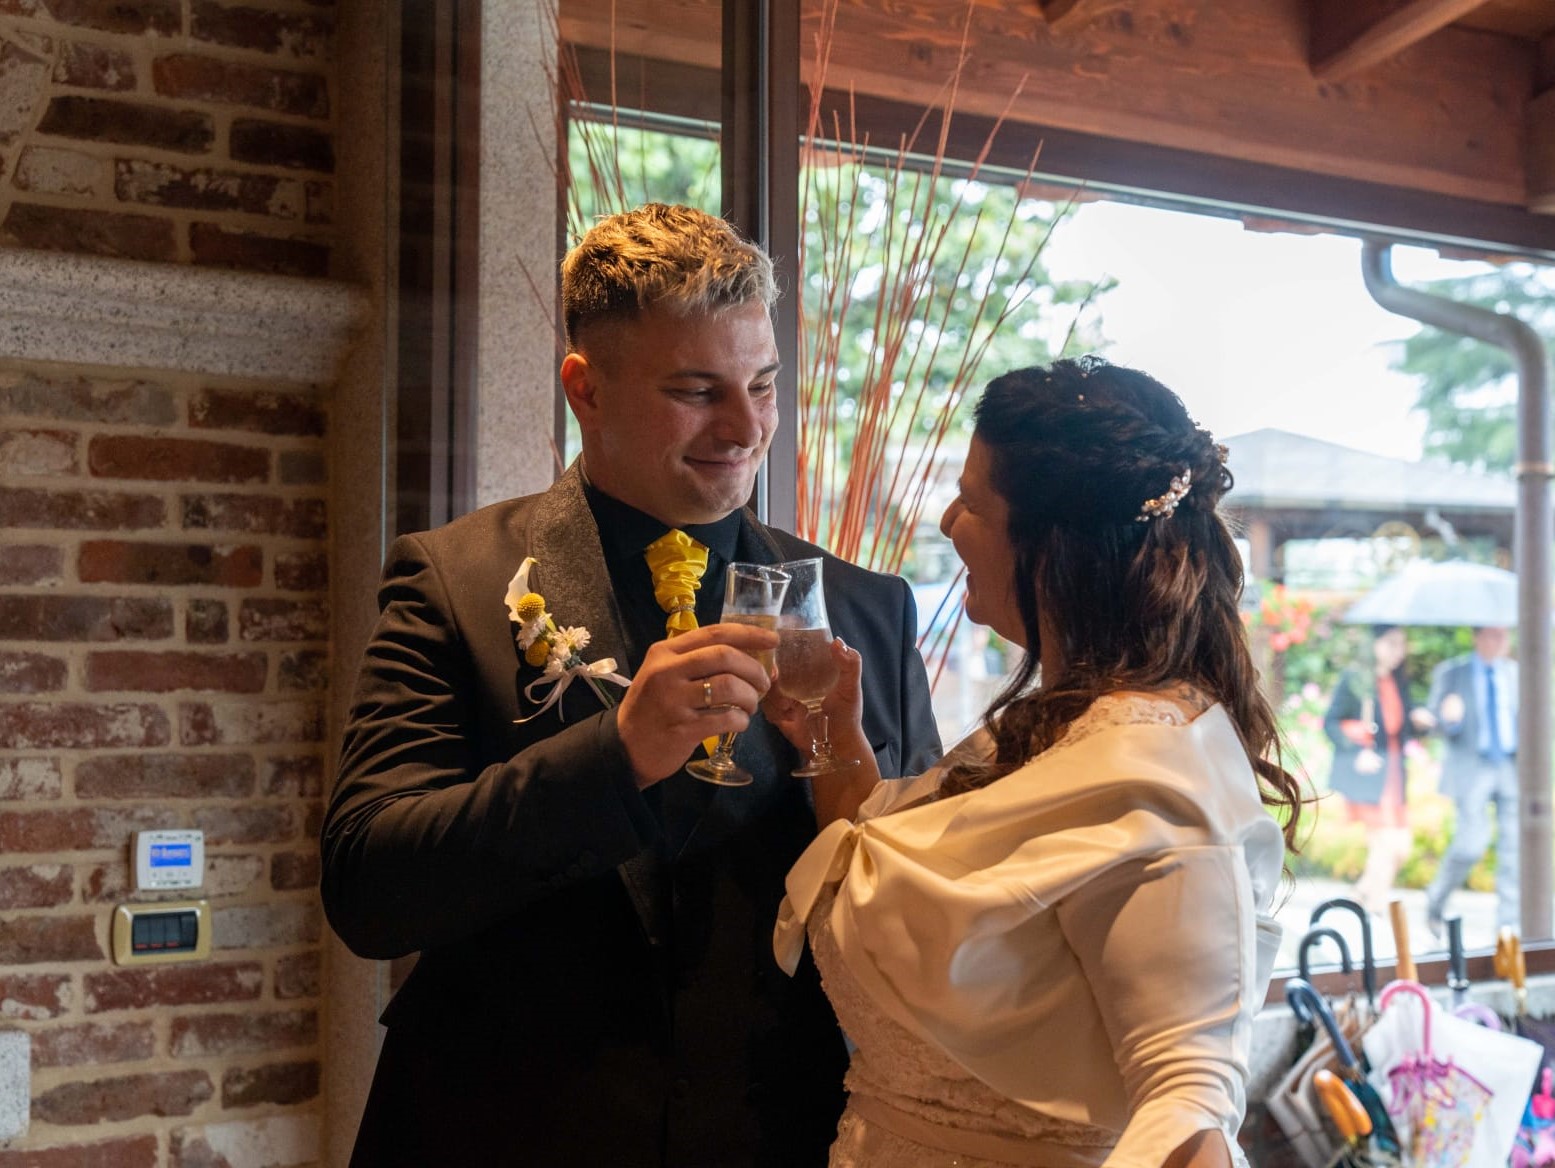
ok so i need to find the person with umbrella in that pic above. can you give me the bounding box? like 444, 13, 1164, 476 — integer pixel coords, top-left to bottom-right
1423, 624, 1519, 936
1323, 624, 1435, 913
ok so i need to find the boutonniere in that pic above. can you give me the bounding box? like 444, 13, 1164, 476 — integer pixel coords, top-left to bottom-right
505, 557, 630, 722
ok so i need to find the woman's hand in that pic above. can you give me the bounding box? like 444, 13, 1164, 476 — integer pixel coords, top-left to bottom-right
762, 636, 864, 752
764, 637, 880, 824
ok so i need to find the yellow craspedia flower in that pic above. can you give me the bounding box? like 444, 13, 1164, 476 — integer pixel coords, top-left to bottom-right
525, 638, 552, 667
517, 592, 546, 622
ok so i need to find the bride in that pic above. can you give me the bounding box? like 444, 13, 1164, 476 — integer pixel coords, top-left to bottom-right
767, 357, 1305, 1168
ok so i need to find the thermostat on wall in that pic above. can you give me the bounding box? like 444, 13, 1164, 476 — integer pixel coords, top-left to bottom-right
133, 830, 205, 892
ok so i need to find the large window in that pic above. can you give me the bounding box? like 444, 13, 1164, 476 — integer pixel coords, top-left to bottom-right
526, 0, 1555, 974
559, 92, 1552, 973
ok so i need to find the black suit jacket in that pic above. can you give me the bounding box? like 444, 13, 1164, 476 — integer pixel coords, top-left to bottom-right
322, 464, 941, 1167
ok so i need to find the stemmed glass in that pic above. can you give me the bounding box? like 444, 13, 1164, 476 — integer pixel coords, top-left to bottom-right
685, 562, 789, 787
773, 557, 858, 777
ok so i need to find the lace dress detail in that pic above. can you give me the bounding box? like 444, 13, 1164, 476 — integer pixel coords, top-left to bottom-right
810, 690, 1224, 1168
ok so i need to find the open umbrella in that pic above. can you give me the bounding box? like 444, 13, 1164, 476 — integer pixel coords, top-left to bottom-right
1344, 560, 1516, 628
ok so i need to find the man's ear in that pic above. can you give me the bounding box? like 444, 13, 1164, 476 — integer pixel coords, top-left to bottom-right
560, 352, 597, 427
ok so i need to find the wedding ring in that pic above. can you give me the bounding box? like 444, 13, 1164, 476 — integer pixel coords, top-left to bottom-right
702, 679, 714, 709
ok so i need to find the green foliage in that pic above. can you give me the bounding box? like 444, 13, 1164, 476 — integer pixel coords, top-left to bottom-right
796, 135, 1112, 570
1392, 264, 1555, 473
1264, 585, 1486, 888
800, 166, 1105, 450
566, 122, 720, 235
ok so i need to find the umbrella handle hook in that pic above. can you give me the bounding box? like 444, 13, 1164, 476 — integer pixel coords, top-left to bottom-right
1298, 925, 1354, 984
1379, 979, 1434, 1057
1310, 896, 1377, 1007
1285, 977, 1360, 1073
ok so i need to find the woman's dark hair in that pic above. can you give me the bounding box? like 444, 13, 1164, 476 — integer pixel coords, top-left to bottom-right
942, 356, 1305, 851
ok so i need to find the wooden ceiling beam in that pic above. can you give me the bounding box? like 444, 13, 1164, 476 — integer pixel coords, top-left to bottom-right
1529, 88, 1555, 214
1310, 0, 1489, 81
1035, 0, 1091, 29
560, 0, 1532, 209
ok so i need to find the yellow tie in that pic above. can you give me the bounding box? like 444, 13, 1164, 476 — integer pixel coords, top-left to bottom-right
645, 529, 709, 638
645, 530, 717, 758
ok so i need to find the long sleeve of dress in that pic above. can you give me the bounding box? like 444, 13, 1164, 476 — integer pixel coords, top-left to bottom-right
1056, 844, 1274, 1167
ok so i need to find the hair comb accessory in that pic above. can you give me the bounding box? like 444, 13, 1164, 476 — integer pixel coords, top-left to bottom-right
1135, 467, 1192, 522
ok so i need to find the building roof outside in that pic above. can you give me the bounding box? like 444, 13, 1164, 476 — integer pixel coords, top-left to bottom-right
1222, 428, 1514, 516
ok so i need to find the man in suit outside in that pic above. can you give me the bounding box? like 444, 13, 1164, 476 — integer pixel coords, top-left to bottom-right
321, 203, 942, 1166
1424, 624, 1518, 935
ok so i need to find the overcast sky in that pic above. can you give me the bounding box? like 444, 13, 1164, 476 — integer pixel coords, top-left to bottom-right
1041, 200, 1491, 462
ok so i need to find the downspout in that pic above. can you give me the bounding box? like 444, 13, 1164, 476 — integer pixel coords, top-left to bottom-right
1361, 240, 1552, 940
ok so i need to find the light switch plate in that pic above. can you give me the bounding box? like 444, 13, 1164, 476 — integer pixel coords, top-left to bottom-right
111, 900, 211, 965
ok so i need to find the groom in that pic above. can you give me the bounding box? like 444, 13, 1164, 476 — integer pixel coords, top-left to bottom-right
322, 203, 942, 1166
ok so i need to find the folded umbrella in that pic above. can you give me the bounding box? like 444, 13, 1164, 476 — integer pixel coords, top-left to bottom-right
1310, 897, 1378, 1011
1288, 977, 1402, 1159
1365, 979, 1541, 1167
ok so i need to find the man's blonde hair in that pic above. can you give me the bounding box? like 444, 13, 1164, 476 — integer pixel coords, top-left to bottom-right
560, 203, 776, 349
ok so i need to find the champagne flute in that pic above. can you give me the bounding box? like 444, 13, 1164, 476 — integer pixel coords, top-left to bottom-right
773, 557, 858, 777
685, 562, 789, 787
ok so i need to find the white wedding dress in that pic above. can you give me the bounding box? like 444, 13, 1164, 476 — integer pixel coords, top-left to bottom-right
790, 694, 1277, 1168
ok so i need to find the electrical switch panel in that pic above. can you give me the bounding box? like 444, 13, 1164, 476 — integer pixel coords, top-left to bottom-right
111, 900, 211, 965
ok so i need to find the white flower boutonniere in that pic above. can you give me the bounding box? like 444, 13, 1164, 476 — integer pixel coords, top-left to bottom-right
505, 556, 630, 722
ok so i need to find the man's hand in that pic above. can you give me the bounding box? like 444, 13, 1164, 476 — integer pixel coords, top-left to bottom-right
616, 623, 779, 786
1438, 692, 1466, 726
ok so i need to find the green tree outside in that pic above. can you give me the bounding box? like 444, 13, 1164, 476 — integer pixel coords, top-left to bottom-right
1392, 263, 1555, 473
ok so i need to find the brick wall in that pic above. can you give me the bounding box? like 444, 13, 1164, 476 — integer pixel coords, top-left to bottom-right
1, 363, 329, 1165
0, 2, 339, 1164
0, 1, 334, 276
0, 2, 340, 1163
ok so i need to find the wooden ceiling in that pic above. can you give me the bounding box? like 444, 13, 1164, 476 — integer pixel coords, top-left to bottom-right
560, 0, 1555, 255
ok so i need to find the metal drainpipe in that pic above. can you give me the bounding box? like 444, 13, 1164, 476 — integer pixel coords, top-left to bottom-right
1361, 240, 1552, 940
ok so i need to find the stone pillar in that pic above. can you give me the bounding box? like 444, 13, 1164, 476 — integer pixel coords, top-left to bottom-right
474, 4, 561, 507
322, 3, 561, 1163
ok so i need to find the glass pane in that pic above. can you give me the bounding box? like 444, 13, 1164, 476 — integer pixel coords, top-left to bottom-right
551, 5, 1548, 966
1032, 205, 1530, 970
560, 115, 721, 465
901, 198, 1540, 971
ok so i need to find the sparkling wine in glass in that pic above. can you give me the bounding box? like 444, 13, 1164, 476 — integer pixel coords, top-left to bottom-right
685, 562, 789, 787
773, 557, 858, 777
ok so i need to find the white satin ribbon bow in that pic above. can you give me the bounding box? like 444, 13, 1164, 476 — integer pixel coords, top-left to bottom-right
517, 657, 632, 723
